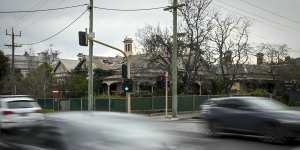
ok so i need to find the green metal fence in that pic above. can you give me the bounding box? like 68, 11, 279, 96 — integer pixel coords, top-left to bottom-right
37, 95, 213, 113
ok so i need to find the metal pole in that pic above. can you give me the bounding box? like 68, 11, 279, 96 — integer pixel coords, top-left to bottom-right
172, 0, 178, 117
57, 98, 60, 112
89, 40, 131, 112
151, 85, 154, 96
108, 84, 111, 112
165, 72, 168, 117
52, 98, 54, 112
94, 96, 96, 111
88, 0, 94, 111
199, 81, 202, 96
69, 98, 71, 111
127, 56, 131, 113
192, 95, 195, 112
81, 98, 83, 111
11, 28, 16, 95
151, 95, 154, 111
151, 85, 154, 111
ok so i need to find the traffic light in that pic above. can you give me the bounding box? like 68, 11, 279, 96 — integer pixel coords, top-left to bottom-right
156, 75, 165, 88
78, 31, 88, 46
122, 79, 133, 93
122, 64, 127, 78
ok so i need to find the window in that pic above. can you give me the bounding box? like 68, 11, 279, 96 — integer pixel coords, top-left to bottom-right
216, 99, 248, 110
241, 97, 287, 110
7, 100, 39, 109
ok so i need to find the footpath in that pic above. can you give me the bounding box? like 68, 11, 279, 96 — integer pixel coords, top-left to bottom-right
147, 111, 201, 121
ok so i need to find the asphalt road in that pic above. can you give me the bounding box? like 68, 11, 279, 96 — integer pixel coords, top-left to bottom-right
163, 118, 300, 150
1, 116, 300, 150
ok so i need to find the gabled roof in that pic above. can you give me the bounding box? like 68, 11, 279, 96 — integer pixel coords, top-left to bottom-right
53, 59, 79, 73
60, 59, 79, 71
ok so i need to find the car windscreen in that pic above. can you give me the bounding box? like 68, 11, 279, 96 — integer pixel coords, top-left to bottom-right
7, 100, 39, 109
242, 98, 288, 110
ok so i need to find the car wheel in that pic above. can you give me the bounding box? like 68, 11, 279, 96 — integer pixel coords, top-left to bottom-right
261, 124, 287, 144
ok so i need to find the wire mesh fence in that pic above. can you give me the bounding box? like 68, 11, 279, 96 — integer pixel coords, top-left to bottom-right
37, 95, 219, 113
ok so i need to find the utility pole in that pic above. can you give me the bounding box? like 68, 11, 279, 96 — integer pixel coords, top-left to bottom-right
164, 0, 184, 118
172, 0, 178, 118
4, 27, 22, 95
88, 0, 94, 111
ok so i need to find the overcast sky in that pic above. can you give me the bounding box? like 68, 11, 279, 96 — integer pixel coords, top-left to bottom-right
0, 0, 299, 60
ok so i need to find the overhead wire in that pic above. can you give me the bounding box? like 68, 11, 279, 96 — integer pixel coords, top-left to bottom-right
213, 2, 281, 42
16, 0, 51, 29
0, 4, 87, 14
20, 2, 81, 31
214, 1, 300, 54
238, 0, 300, 25
94, 6, 167, 12
21, 9, 88, 46
215, 0, 300, 33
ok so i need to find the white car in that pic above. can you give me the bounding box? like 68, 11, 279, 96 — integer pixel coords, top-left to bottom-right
0, 95, 45, 129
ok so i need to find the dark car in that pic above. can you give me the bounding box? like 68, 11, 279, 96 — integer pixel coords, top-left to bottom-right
201, 96, 300, 143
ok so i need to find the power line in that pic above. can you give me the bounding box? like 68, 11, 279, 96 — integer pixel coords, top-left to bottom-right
21, 9, 88, 46
212, 5, 275, 43
213, 2, 292, 42
0, 4, 87, 14
215, 0, 300, 32
16, 0, 52, 30
213, 2, 300, 55
238, 0, 300, 25
94, 6, 167, 12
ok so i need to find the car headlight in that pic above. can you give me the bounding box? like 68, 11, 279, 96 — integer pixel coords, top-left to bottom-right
278, 119, 300, 124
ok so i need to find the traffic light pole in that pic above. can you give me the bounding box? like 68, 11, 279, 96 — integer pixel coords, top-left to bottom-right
127, 57, 131, 113
91, 40, 128, 60
90, 39, 131, 113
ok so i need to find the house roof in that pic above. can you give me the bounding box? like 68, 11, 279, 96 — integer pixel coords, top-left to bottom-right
60, 59, 79, 72
53, 59, 79, 73
81, 55, 156, 71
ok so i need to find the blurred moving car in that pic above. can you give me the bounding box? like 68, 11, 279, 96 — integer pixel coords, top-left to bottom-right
0, 112, 198, 150
201, 96, 300, 143
0, 95, 44, 129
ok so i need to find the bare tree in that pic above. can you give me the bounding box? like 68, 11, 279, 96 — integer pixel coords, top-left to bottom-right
178, 0, 216, 93
257, 43, 289, 65
210, 15, 251, 94
256, 43, 290, 81
136, 25, 173, 72
136, 0, 215, 93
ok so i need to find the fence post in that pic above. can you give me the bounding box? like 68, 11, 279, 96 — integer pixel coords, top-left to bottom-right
151, 96, 154, 111
57, 99, 60, 112
80, 98, 83, 111
192, 95, 195, 112
69, 99, 71, 111
109, 99, 111, 112
52, 98, 54, 112
43, 99, 46, 109
94, 96, 96, 111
